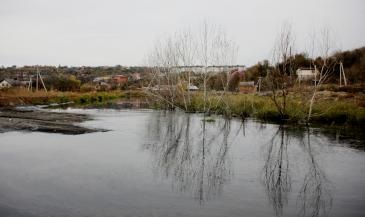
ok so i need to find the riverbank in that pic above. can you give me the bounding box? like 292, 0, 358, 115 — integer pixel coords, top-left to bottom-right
151, 88, 365, 126
222, 93, 363, 125
0, 89, 145, 107
1, 87, 364, 126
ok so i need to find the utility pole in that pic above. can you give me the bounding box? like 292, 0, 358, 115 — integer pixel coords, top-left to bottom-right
28, 76, 32, 91
35, 66, 47, 92
257, 77, 262, 93
339, 62, 347, 86
36, 67, 39, 91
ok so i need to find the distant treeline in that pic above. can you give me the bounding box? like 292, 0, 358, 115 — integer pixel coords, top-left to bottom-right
244, 46, 365, 84
1, 46, 364, 87
0, 65, 147, 83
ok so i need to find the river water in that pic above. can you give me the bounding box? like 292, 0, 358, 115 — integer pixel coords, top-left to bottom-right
0, 109, 364, 217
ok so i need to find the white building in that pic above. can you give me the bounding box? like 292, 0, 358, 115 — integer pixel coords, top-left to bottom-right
0, 79, 12, 89
187, 85, 199, 91
296, 68, 319, 81
0, 79, 30, 89
172, 65, 245, 74
93, 76, 111, 83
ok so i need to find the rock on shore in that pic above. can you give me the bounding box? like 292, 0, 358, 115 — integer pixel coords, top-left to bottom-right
0, 108, 105, 134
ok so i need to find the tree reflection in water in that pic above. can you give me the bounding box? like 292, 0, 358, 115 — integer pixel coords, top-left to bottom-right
144, 112, 333, 216
143, 111, 242, 204
297, 128, 333, 217
262, 126, 291, 217
261, 125, 333, 217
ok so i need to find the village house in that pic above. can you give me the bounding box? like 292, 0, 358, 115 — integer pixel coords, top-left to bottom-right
93, 76, 111, 83
238, 81, 256, 93
186, 84, 199, 91
0, 79, 29, 89
92, 74, 128, 88
296, 68, 319, 82
0, 79, 12, 89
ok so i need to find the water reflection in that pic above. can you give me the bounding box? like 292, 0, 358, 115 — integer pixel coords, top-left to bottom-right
143, 111, 242, 204
262, 126, 291, 217
297, 129, 333, 217
261, 125, 333, 217
0, 110, 363, 217
143, 112, 348, 216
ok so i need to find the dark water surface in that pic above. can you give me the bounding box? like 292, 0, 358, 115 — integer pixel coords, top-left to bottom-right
0, 109, 364, 217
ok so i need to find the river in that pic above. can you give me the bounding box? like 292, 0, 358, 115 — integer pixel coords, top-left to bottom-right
0, 109, 364, 217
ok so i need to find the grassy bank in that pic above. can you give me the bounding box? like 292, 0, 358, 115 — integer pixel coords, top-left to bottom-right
0, 88, 146, 107
152, 91, 365, 126
1, 88, 364, 126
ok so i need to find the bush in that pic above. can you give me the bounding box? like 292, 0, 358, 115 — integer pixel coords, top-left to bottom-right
80, 84, 96, 92
45, 75, 81, 91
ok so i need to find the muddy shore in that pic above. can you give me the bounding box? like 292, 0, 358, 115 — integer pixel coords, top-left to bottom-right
0, 108, 105, 134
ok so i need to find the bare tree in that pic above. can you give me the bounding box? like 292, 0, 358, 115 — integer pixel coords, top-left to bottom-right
196, 22, 238, 112
146, 36, 182, 110
176, 29, 196, 106
146, 22, 238, 113
267, 23, 295, 118
306, 27, 338, 123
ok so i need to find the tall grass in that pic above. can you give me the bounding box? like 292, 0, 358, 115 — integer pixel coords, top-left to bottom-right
0, 88, 146, 107
1, 88, 364, 126
167, 92, 365, 125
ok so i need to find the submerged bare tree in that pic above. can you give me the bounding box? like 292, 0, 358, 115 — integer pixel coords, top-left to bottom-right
196, 22, 238, 113
146, 22, 238, 113
267, 23, 296, 118
146, 37, 182, 110
306, 28, 339, 123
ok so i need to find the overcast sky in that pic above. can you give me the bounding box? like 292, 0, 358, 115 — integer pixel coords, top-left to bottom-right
0, 0, 364, 67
